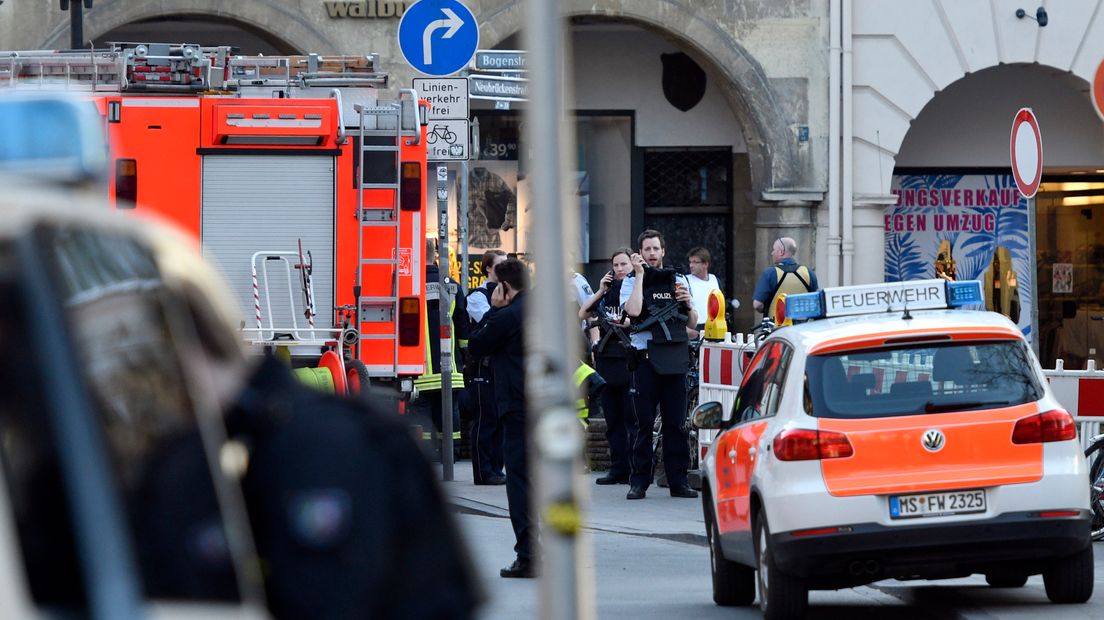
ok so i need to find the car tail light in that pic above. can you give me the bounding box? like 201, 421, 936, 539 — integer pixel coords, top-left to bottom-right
774, 428, 854, 461
115, 158, 137, 208
1011, 409, 1076, 444
400, 162, 421, 211
1037, 510, 1081, 518
398, 297, 420, 346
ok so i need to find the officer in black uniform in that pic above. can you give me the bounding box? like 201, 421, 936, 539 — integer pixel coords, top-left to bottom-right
467, 258, 536, 578
226, 355, 482, 619
579, 247, 637, 485
465, 249, 507, 485
619, 230, 699, 500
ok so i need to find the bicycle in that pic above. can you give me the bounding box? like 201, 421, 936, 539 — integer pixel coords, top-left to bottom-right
1084, 433, 1104, 541
426, 123, 458, 145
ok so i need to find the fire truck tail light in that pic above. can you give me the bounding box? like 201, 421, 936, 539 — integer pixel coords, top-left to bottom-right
399, 297, 420, 346
1011, 409, 1076, 444
774, 428, 854, 461
115, 159, 137, 208
400, 162, 421, 211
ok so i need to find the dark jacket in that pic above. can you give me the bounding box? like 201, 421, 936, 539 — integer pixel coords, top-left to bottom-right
467, 291, 526, 416
226, 357, 481, 620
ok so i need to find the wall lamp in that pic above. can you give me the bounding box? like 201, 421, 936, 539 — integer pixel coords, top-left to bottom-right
1015, 7, 1049, 27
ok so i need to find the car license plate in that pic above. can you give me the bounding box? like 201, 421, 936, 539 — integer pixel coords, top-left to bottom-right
889, 489, 986, 519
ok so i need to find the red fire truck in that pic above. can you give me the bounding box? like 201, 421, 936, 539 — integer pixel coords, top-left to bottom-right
2, 42, 430, 397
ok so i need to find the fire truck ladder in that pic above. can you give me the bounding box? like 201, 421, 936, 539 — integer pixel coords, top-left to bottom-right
354, 89, 421, 377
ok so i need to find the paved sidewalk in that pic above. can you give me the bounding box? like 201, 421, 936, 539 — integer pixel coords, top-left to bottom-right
439, 464, 707, 545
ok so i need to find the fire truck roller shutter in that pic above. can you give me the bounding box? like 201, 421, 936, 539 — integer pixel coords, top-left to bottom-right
201, 154, 336, 355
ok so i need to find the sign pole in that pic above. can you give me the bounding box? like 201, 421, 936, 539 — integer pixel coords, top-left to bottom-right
460, 158, 470, 296
523, 0, 591, 617
437, 164, 454, 482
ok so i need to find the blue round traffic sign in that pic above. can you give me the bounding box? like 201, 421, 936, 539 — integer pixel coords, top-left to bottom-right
398, 0, 479, 76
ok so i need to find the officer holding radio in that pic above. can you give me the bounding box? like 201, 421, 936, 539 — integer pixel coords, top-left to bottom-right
619, 230, 699, 500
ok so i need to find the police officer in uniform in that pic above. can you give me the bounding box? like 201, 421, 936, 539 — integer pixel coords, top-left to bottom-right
579, 247, 637, 484
619, 230, 699, 500
465, 249, 507, 485
414, 239, 465, 461
467, 258, 536, 578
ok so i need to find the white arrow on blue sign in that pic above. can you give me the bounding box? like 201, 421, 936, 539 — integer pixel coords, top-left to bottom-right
397, 0, 479, 76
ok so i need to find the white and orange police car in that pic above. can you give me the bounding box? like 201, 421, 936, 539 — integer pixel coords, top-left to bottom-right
694, 279, 1094, 619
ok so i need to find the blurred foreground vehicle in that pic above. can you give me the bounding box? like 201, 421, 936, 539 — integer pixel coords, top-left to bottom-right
0, 94, 479, 620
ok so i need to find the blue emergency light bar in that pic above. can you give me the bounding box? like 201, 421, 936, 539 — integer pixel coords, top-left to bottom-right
946, 280, 983, 306
784, 291, 823, 320
783, 279, 984, 321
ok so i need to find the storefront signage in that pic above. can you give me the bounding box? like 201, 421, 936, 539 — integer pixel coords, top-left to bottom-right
468, 74, 528, 101
887, 174, 1033, 342
324, 1, 408, 18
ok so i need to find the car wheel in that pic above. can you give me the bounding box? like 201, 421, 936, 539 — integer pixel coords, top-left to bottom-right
707, 507, 755, 606
985, 573, 1028, 588
1042, 544, 1094, 604
755, 508, 808, 620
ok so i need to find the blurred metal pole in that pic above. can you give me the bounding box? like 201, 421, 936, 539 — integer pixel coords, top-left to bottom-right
69, 1, 84, 50
522, 1, 590, 618
438, 163, 454, 481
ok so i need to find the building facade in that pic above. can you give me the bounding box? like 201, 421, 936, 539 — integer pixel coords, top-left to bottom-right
3, 0, 1103, 365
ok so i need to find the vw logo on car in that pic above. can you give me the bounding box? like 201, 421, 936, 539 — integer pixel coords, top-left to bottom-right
922, 429, 946, 452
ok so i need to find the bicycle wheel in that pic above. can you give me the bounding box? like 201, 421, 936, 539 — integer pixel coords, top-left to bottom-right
1086, 436, 1104, 541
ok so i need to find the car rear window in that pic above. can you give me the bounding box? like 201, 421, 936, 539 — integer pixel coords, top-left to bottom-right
805, 340, 1043, 419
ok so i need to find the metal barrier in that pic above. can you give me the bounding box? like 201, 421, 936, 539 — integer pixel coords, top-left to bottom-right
1044, 359, 1104, 450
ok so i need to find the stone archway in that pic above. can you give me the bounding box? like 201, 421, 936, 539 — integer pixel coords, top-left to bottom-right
476, 0, 803, 197
40, 0, 337, 55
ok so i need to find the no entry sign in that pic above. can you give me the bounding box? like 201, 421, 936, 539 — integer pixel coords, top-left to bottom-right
1010, 108, 1042, 199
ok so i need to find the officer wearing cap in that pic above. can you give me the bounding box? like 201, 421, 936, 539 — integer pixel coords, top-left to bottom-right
619, 229, 699, 500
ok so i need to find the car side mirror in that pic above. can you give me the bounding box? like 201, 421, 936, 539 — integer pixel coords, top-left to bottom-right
691, 401, 724, 430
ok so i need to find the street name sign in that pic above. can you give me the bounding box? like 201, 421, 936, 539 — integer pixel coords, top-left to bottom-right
468, 74, 528, 101
412, 77, 469, 120
473, 49, 527, 72
1010, 108, 1042, 199
397, 0, 478, 76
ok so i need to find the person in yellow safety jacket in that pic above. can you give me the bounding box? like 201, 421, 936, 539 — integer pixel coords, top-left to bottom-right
752, 236, 819, 323
413, 241, 466, 459
575, 362, 605, 426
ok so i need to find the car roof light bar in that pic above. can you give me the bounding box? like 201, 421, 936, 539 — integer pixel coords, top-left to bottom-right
786, 279, 985, 321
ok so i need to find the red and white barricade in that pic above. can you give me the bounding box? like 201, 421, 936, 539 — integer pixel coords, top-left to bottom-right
697, 334, 759, 462
1044, 359, 1104, 449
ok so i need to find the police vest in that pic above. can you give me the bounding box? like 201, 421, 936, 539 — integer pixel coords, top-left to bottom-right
631, 269, 689, 375
768, 263, 812, 323
631, 269, 689, 345
593, 282, 630, 359
416, 269, 465, 393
